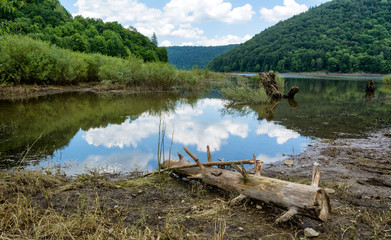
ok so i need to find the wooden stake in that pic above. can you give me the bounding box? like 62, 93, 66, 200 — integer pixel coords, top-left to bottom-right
178, 152, 184, 163
312, 162, 321, 187
183, 147, 204, 169
206, 145, 212, 162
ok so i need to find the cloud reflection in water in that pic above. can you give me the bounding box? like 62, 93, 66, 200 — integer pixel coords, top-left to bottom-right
256, 121, 300, 144
82, 99, 249, 152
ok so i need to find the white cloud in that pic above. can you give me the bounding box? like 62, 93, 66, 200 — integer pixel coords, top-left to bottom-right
185, 34, 252, 46
163, 0, 255, 24
260, 0, 308, 22
74, 0, 255, 43
160, 40, 173, 47
61, 152, 154, 175
82, 99, 248, 152
256, 121, 299, 144
256, 153, 285, 164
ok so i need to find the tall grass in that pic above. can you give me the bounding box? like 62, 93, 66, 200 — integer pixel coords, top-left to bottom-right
0, 35, 210, 89
383, 74, 391, 85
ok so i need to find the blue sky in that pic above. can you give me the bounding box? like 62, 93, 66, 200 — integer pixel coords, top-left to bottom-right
58, 0, 331, 46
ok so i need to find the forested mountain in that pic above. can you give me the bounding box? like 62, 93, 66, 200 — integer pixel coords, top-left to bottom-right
0, 0, 167, 62
208, 0, 391, 73
166, 45, 237, 70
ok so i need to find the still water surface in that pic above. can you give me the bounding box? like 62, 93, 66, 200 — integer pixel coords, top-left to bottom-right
0, 76, 389, 175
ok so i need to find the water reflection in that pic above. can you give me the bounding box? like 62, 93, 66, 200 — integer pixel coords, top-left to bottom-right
1, 76, 390, 174
35, 98, 306, 175
256, 121, 300, 144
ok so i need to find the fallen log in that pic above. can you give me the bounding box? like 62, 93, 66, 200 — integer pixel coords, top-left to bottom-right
162, 149, 331, 224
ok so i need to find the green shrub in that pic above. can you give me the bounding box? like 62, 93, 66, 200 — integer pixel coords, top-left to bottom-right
0, 35, 209, 89
0, 35, 88, 84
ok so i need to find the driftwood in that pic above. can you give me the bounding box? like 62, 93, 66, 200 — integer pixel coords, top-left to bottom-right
259, 71, 300, 100
259, 71, 282, 99
366, 79, 376, 92
283, 86, 300, 99
162, 148, 331, 224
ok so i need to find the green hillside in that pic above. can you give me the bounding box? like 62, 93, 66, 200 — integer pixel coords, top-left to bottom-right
208, 0, 391, 73
0, 0, 167, 62
166, 45, 237, 70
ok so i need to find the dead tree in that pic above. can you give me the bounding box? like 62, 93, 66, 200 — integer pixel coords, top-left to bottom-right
366, 79, 376, 92
259, 71, 282, 100
162, 147, 331, 224
283, 86, 300, 99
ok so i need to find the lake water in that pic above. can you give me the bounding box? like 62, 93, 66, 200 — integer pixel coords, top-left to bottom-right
0, 76, 390, 175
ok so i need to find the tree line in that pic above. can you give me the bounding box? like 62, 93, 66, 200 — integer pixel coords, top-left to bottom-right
1, 0, 168, 62
208, 0, 391, 73
166, 45, 237, 70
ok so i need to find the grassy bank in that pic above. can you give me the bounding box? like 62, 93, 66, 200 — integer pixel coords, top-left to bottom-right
384, 74, 391, 85
222, 73, 284, 104
0, 35, 211, 90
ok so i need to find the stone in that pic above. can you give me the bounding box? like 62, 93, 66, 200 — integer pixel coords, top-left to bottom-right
284, 160, 294, 167
304, 228, 320, 238
325, 188, 336, 194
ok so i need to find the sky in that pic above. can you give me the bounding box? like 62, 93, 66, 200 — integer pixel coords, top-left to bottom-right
58, 0, 332, 46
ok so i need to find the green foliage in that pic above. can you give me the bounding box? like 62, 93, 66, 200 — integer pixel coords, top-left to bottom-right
1, 0, 168, 62
150, 32, 158, 46
166, 45, 237, 70
221, 85, 269, 104
0, 35, 208, 88
208, 0, 391, 74
383, 74, 391, 85
0, 35, 88, 84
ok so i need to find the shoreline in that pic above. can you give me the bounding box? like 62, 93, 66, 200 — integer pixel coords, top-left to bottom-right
1, 130, 390, 239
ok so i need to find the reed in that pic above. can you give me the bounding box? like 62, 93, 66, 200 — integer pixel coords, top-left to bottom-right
0, 35, 211, 90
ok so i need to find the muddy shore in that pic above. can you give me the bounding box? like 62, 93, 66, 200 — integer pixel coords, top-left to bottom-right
1, 131, 390, 239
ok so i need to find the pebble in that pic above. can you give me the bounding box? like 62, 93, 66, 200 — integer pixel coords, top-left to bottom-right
238, 227, 244, 231
284, 160, 294, 167
325, 188, 336, 194
256, 205, 262, 210
304, 228, 320, 238
108, 228, 114, 234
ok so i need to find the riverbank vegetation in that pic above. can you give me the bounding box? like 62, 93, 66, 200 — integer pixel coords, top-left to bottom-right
0, 35, 211, 89
384, 74, 391, 85
221, 73, 284, 104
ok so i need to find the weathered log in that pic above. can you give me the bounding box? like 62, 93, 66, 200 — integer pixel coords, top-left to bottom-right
366, 79, 376, 92
283, 86, 300, 99
162, 159, 331, 223
259, 71, 283, 100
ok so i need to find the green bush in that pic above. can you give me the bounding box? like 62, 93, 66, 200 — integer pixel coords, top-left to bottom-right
0, 35, 87, 84
0, 35, 209, 89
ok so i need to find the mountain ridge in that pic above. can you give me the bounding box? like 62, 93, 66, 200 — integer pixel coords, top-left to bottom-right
166, 45, 238, 70
208, 0, 391, 73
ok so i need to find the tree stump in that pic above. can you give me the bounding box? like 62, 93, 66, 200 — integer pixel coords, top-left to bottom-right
366, 79, 376, 92
259, 71, 282, 100
283, 86, 300, 99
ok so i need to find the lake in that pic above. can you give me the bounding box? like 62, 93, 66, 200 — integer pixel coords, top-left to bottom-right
0, 76, 390, 175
